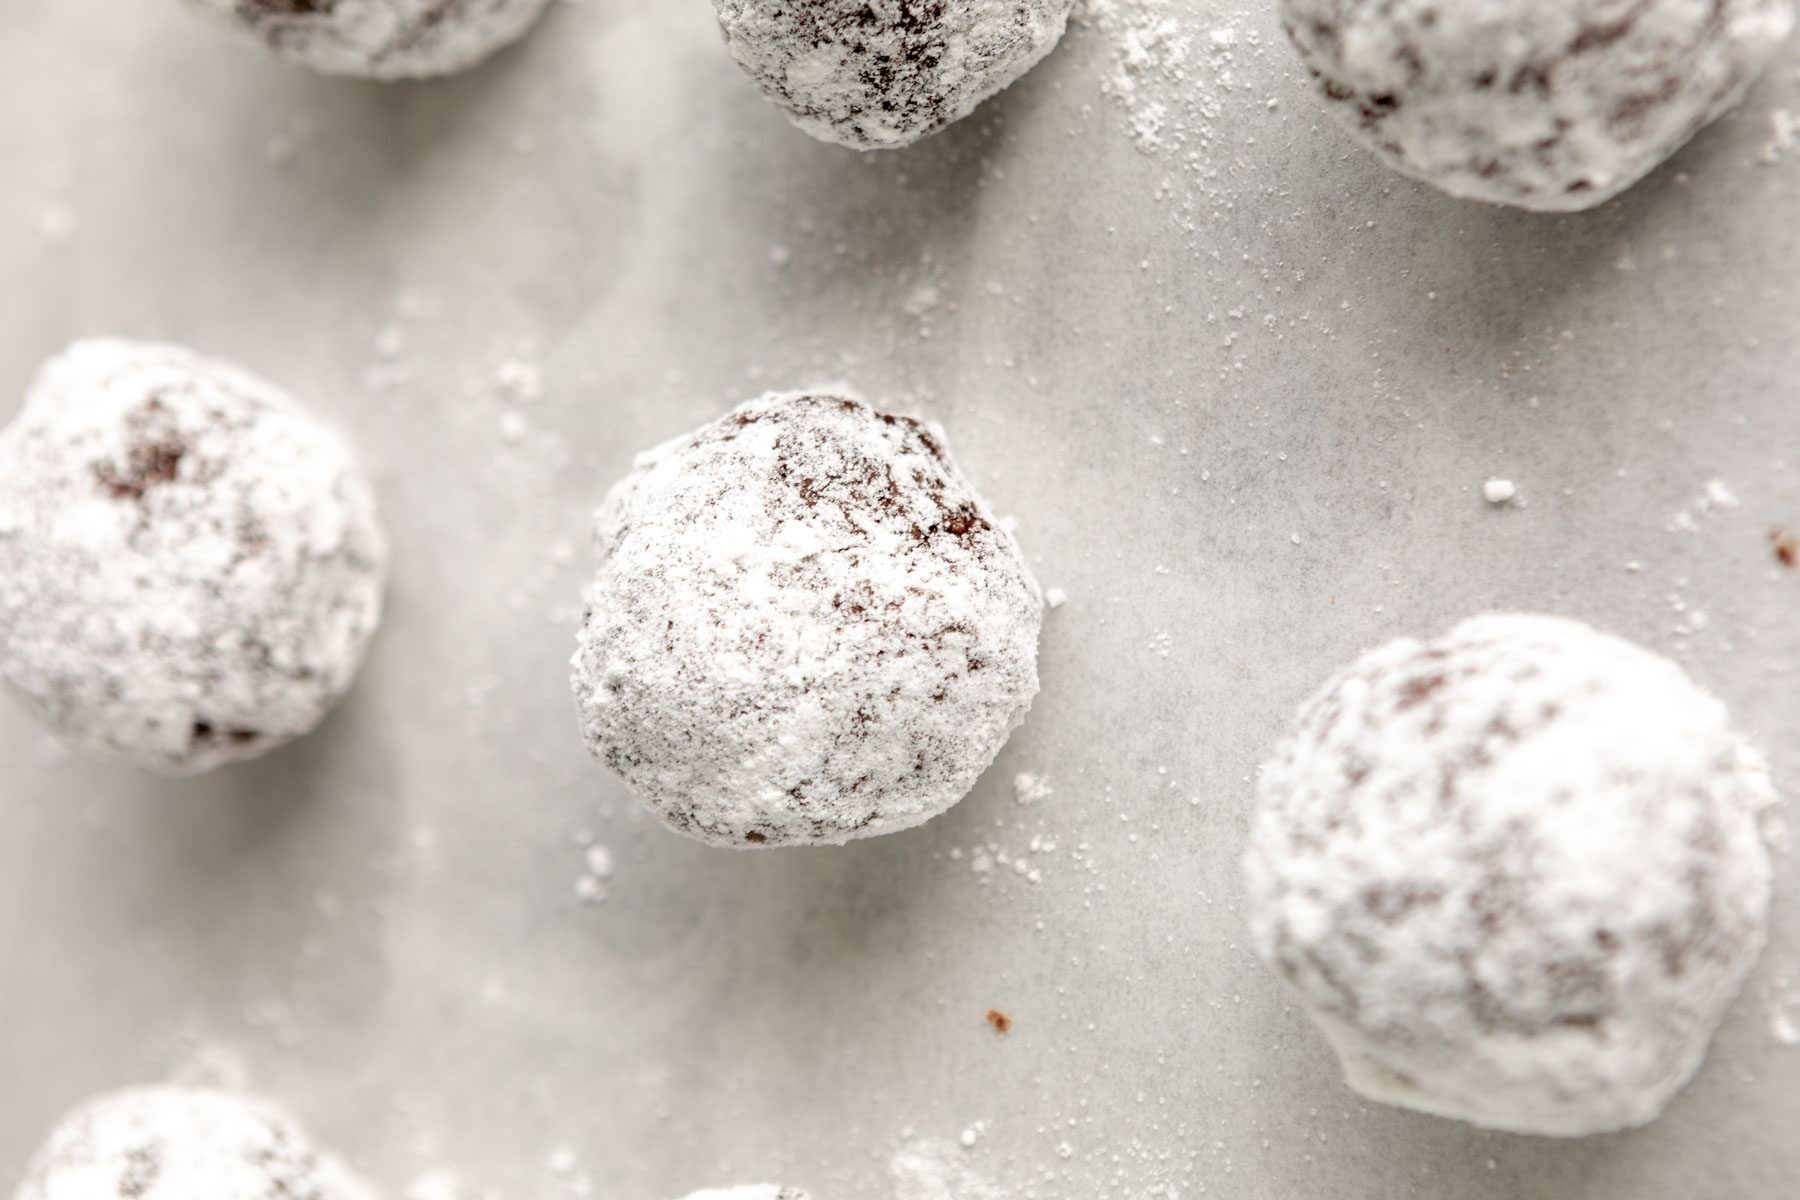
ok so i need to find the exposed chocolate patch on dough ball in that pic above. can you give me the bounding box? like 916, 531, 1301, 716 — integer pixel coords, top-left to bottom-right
1281, 0, 1795, 209
0, 339, 387, 774
181, 0, 553, 79
13, 1087, 380, 1200
712, 0, 1075, 149
570, 392, 1042, 848
1243, 613, 1777, 1135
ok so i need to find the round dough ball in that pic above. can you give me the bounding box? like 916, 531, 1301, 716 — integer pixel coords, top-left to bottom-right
178, 0, 555, 80
712, 0, 1075, 150
12, 1087, 379, 1200
570, 392, 1042, 848
0, 339, 387, 774
679, 1190, 809, 1200
1243, 613, 1777, 1135
1280, 0, 1796, 209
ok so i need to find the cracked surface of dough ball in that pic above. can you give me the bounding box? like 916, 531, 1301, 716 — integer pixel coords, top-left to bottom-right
12, 1087, 379, 1200
178, 0, 555, 80
1280, 0, 1796, 209
1243, 613, 1777, 1135
571, 392, 1042, 848
712, 0, 1075, 149
0, 339, 387, 774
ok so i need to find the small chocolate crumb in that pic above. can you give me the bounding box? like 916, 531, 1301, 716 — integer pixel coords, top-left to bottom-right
986, 1008, 1012, 1034
1771, 528, 1797, 568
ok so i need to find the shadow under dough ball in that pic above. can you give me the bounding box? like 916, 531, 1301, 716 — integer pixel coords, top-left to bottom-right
11, 1087, 380, 1200
1281, 0, 1796, 209
1243, 613, 1777, 1136
712, 0, 1076, 149
178, 0, 556, 79
0, 339, 387, 774
570, 392, 1043, 848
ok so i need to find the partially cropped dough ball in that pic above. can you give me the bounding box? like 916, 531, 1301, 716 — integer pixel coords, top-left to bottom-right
712, 0, 1075, 149
12, 1087, 379, 1200
678, 1189, 809, 1200
0, 339, 387, 774
571, 392, 1042, 848
1243, 613, 1777, 1135
178, 0, 555, 80
1281, 0, 1796, 209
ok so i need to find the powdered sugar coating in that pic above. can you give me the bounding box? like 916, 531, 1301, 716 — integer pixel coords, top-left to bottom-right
1244, 613, 1777, 1136
712, 0, 1075, 149
0, 340, 386, 774
1281, 0, 1796, 210
12, 1087, 380, 1200
570, 392, 1042, 848
178, 0, 555, 80
678, 1189, 809, 1200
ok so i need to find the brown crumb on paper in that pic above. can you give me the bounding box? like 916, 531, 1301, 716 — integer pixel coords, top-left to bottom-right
986, 1009, 1011, 1034
1772, 529, 1797, 568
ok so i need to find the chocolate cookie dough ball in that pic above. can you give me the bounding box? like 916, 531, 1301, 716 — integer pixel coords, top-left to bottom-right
571, 392, 1042, 848
178, 0, 555, 80
0, 339, 387, 774
12, 1087, 379, 1200
712, 0, 1075, 149
1281, 0, 1796, 209
1243, 614, 1778, 1136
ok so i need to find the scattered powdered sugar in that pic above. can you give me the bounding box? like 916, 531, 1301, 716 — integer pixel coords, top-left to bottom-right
571, 392, 1042, 848
572, 831, 615, 904
0, 339, 387, 774
890, 1138, 1002, 1200
1279, 0, 1796, 209
178, 0, 556, 80
1668, 478, 1742, 532
676, 1189, 808, 1200
1760, 108, 1799, 162
1012, 772, 1053, 805
1482, 479, 1517, 505
712, 0, 1076, 149
1246, 613, 1778, 1136
13, 1087, 380, 1200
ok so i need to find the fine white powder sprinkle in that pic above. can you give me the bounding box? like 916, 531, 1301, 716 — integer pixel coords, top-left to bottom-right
1280, 0, 1797, 210
712, 0, 1076, 149
0, 339, 387, 774
571, 392, 1042, 848
1245, 613, 1778, 1136
178, 0, 556, 80
676, 1190, 808, 1200
13, 1087, 381, 1200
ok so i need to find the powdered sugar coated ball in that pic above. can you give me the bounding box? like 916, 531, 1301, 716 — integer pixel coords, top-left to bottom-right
178, 0, 555, 80
712, 0, 1075, 149
1281, 0, 1796, 209
678, 1189, 809, 1200
571, 392, 1042, 848
1243, 613, 1777, 1135
12, 1087, 380, 1200
0, 340, 387, 774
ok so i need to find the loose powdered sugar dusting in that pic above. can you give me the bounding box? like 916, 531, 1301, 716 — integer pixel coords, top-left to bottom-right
0, 339, 386, 774
571, 391, 1041, 848
179, 0, 556, 80
712, 0, 1076, 149
13, 1087, 381, 1200
1245, 612, 1777, 1136
676, 1189, 809, 1200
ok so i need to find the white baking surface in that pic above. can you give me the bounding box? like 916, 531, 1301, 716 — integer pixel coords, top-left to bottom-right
1, 2, 1797, 1198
